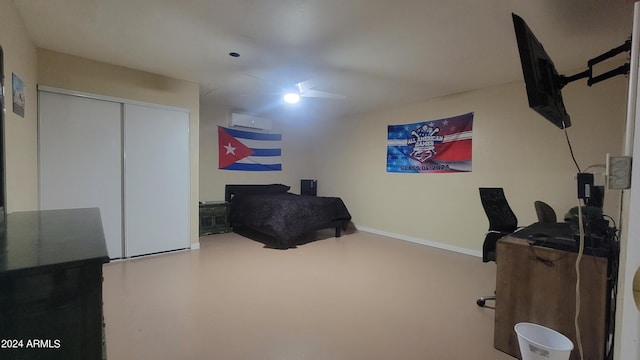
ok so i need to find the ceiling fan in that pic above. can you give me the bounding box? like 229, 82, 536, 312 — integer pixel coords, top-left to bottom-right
208, 52, 345, 105
280, 79, 346, 104
200, 73, 346, 111
238, 73, 345, 104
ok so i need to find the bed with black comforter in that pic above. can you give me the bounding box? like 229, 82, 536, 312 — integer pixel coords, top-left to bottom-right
225, 184, 352, 248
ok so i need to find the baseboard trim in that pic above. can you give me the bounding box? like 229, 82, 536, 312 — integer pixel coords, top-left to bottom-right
356, 226, 482, 258
190, 241, 200, 250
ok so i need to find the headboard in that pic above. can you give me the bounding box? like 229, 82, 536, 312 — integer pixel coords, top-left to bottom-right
225, 184, 291, 202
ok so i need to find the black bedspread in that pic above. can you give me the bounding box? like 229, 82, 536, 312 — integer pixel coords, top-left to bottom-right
229, 192, 351, 248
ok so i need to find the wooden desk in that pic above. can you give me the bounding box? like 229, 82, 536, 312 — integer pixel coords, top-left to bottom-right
0, 208, 109, 360
495, 235, 608, 360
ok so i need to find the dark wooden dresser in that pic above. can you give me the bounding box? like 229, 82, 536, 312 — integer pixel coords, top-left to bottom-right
0, 208, 110, 360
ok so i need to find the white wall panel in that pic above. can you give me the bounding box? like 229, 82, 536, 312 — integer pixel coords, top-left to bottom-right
616, 3, 640, 359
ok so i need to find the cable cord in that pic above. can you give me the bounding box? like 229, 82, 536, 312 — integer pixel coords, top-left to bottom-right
563, 122, 582, 173
574, 200, 585, 360
606, 231, 620, 360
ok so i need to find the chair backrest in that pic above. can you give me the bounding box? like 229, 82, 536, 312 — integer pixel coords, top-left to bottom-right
534, 200, 557, 223
479, 188, 518, 233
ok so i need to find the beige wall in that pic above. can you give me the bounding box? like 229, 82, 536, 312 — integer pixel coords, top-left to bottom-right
0, 1, 39, 212
199, 102, 313, 201
309, 76, 627, 254
38, 49, 200, 245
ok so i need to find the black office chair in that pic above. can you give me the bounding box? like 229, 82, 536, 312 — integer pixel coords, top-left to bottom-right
534, 200, 557, 223
477, 187, 519, 307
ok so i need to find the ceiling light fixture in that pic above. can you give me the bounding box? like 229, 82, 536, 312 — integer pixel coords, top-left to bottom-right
283, 92, 300, 104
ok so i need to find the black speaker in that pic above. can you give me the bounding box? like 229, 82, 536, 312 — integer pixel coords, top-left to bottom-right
301, 179, 317, 196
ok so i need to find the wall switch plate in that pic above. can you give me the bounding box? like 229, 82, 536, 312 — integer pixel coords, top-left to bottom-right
607, 155, 632, 189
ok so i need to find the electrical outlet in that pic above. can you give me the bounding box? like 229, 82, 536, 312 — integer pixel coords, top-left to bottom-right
607, 155, 632, 189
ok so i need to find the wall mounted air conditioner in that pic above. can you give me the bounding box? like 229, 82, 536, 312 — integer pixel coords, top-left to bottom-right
230, 113, 272, 131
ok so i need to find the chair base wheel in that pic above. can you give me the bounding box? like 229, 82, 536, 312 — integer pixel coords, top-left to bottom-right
477, 299, 486, 307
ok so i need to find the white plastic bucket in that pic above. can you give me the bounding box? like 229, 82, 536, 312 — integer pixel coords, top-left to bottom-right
514, 322, 574, 360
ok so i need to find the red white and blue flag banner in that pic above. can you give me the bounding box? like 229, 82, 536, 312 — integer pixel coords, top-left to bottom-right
218, 126, 282, 171
387, 112, 473, 173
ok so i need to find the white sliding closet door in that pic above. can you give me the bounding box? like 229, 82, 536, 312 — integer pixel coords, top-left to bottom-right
39, 89, 190, 259
39, 91, 123, 258
123, 104, 190, 257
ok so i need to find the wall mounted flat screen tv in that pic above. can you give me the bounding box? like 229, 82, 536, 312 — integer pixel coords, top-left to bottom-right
512, 13, 571, 129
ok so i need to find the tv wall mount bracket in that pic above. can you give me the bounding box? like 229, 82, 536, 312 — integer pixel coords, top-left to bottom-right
559, 38, 632, 88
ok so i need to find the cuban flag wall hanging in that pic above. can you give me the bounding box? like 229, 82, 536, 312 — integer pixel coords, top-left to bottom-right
218, 126, 282, 171
387, 112, 473, 173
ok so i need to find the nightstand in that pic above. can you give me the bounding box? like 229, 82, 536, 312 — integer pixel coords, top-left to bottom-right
199, 201, 231, 235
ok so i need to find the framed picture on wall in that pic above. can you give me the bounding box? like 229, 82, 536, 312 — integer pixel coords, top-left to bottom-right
12, 72, 24, 117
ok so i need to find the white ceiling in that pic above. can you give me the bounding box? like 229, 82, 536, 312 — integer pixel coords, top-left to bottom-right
13, 0, 636, 121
